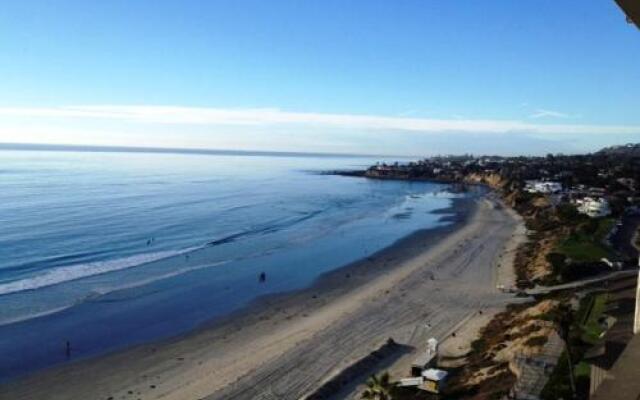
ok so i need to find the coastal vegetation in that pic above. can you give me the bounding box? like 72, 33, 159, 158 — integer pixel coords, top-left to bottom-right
540, 291, 609, 399
345, 144, 640, 287
346, 144, 639, 399
361, 372, 397, 400
443, 300, 560, 399
557, 218, 614, 263
579, 293, 609, 345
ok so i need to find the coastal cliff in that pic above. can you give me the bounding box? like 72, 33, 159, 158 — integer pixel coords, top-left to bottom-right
340, 148, 640, 399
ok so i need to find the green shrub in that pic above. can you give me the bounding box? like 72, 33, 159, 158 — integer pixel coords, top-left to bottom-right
546, 252, 567, 275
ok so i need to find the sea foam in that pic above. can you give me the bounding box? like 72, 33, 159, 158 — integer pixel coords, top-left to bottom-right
0, 248, 201, 296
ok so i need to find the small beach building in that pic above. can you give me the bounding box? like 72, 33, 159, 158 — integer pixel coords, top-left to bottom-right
421, 368, 449, 394
397, 377, 424, 387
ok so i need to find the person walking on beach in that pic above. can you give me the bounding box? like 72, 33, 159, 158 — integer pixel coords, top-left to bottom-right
259, 272, 266, 283
65, 340, 71, 359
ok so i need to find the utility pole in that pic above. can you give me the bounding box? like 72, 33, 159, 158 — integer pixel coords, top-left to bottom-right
634, 257, 640, 334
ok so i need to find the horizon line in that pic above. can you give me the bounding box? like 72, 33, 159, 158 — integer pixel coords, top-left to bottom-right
0, 142, 413, 160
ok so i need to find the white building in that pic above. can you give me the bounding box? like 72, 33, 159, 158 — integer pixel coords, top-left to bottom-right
525, 180, 563, 194
411, 338, 438, 376
576, 197, 611, 218
421, 369, 449, 394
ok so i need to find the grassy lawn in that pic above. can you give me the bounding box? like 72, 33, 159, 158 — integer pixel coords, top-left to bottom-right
558, 238, 610, 263
580, 293, 608, 345
574, 361, 591, 380
557, 218, 614, 263
541, 292, 608, 399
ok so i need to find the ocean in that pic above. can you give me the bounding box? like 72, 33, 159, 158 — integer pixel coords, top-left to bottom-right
0, 149, 460, 380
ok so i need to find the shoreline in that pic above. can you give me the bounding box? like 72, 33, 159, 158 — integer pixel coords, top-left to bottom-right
1, 191, 522, 400
195, 194, 472, 330
0, 179, 457, 382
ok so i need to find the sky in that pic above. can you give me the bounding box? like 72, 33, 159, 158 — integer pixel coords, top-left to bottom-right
0, 0, 639, 156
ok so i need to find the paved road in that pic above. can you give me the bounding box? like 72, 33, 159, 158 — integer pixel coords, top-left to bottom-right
526, 269, 638, 296
610, 214, 640, 262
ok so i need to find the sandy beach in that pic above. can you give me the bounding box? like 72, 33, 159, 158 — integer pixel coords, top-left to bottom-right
1, 192, 523, 400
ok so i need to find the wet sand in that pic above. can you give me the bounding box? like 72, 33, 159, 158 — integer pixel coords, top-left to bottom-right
0, 193, 523, 400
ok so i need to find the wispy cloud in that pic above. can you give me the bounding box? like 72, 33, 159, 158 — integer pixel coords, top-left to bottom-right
0, 105, 638, 136
528, 108, 571, 119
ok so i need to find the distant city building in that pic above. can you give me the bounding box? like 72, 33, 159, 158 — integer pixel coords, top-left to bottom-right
588, 187, 607, 197
524, 180, 563, 194
576, 197, 612, 218
617, 177, 636, 190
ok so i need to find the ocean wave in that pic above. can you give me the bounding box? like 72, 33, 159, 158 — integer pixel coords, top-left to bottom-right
0, 304, 76, 326
0, 247, 202, 296
391, 211, 412, 220
0, 259, 230, 326
0, 249, 110, 274
0, 208, 328, 297
88, 260, 231, 300
207, 231, 247, 246
207, 209, 327, 247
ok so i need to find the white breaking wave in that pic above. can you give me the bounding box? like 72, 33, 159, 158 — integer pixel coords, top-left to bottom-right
0, 304, 76, 326
88, 260, 231, 297
0, 247, 202, 296
0, 259, 230, 326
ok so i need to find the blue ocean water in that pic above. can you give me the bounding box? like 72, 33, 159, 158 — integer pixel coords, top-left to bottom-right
0, 149, 459, 379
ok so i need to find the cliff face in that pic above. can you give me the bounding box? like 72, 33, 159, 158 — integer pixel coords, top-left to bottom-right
464, 172, 507, 189
447, 300, 560, 399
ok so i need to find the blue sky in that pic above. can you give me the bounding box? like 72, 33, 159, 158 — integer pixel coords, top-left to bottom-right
0, 0, 639, 156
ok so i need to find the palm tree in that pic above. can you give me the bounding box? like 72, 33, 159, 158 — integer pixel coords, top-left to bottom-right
361, 372, 397, 400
